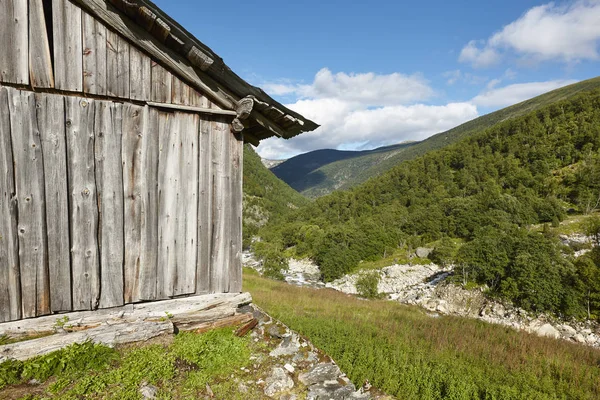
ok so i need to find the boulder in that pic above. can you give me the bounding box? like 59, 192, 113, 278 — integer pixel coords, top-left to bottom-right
264, 367, 294, 398
415, 247, 434, 258
559, 324, 577, 337
299, 363, 342, 386
536, 323, 561, 339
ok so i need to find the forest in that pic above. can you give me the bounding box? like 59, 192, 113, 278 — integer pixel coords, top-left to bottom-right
255, 89, 600, 319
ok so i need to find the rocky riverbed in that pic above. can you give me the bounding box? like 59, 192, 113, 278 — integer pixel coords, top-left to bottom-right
243, 238, 600, 348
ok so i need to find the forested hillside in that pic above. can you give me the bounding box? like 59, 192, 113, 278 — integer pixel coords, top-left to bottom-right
242, 145, 309, 247
271, 142, 416, 198
258, 88, 600, 318
272, 77, 600, 198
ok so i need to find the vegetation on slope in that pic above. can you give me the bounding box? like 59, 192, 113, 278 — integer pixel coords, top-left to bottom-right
257, 88, 600, 318
245, 270, 600, 400
272, 77, 600, 198
242, 145, 309, 248
271, 142, 416, 198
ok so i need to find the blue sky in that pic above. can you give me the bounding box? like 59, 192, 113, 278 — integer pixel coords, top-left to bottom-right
154, 0, 600, 159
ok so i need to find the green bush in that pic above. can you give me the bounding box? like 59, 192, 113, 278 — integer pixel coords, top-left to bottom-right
356, 271, 382, 299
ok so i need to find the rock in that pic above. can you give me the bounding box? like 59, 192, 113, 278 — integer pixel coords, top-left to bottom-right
307, 381, 369, 400
268, 324, 286, 339
560, 324, 577, 337
264, 367, 294, 398
299, 363, 342, 386
284, 363, 295, 373
270, 335, 301, 357
415, 247, 434, 258
139, 383, 158, 399
536, 323, 561, 339
573, 333, 586, 343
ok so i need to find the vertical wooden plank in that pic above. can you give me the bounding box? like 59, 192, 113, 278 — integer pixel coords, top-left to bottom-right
107, 31, 130, 98
129, 46, 151, 101
210, 118, 231, 293
29, 0, 55, 88
139, 107, 159, 301
83, 12, 107, 95
0, 87, 21, 322
53, 0, 83, 92
229, 131, 243, 293
122, 103, 142, 303
196, 117, 212, 294
171, 77, 191, 105
122, 104, 159, 302
36, 93, 71, 312
189, 90, 210, 108
95, 101, 124, 308
151, 61, 172, 103
175, 113, 198, 296
0, 0, 28, 85
8, 88, 49, 317
157, 112, 178, 298
65, 96, 99, 311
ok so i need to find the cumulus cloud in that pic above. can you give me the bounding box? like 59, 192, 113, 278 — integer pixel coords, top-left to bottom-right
459, 1, 600, 67
256, 86, 478, 160
471, 79, 578, 108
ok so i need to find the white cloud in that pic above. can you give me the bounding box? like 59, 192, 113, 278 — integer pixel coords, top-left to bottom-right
255, 68, 478, 159
459, 40, 501, 68
472, 79, 578, 108
459, 1, 600, 67
256, 97, 478, 159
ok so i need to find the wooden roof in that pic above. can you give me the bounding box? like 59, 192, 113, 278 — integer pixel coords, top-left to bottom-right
73, 0, 319, 145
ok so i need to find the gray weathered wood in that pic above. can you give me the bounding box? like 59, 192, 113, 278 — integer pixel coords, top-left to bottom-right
146, 102, 236, 116
210, 118, 231, 293
139, 107, 160, 300
95, 101, 124, 308
129, 46, 151, 101
53, 0, 83, 91
157, 112, 178, 298
175, 113, 198, 296
71, 0, 238, 110
29, 0, 55, 88
83, 12, 107, 95
229, 131, 243, 293
0, 0, 28, 85
106, 30, 130, 98
0, 87, 21, 322
36, 93, 71, 313
189, 90, 210, 108
196, 117, 212, 294
0, 292, 252, 338
122, 104, 159, 302
65, 96, 100, 311
0, 320, 174, 362
8, 88, 50, 318
171, 76, 190, 105
151, 62, 172, 103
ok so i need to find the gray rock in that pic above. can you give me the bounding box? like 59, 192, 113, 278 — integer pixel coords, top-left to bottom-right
560, 324, 577, 337
139, 383, 158, 399
268, 324, 286, 339
536, 323, 560, 339
270, 335, 301, 357
415, 247, 434, 258
573, 333, 586, 343
264, 367, 294, 398
307, 381, 369, 400
299, 363, 342, 386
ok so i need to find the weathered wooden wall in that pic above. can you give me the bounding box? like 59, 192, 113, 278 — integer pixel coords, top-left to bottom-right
0, 0, 243, 322
0, 86, 243, 321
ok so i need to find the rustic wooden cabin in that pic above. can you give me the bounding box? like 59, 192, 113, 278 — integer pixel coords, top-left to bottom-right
0, 0, 318, 322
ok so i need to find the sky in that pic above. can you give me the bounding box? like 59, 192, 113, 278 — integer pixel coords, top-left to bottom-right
153, 0, 600, 159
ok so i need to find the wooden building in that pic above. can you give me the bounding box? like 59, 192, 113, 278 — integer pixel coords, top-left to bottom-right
0, 0, 317, 322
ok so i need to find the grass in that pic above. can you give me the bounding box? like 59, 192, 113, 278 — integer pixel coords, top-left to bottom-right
244, 268, 600, 400
0, 328, 262, 400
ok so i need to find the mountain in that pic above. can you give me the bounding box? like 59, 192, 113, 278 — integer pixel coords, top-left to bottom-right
271, 142, 416, 198
273, 77, 600, 198
257, 86, 600, 319
242, 145, 309, 247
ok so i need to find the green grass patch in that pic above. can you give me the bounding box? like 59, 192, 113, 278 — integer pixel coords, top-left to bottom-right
244, 270, 600, 399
